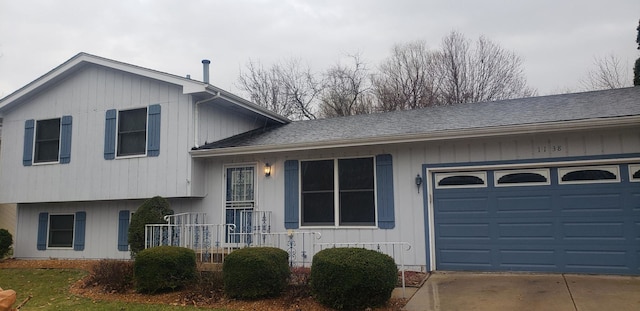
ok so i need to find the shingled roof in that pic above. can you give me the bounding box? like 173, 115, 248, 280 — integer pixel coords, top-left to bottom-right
195, 87, 640, 154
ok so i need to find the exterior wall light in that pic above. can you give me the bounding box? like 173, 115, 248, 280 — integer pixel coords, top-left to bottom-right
415, 174, 423, 193
265, 163, 272, 177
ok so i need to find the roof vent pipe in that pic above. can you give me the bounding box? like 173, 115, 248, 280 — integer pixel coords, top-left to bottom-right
202, 59, 210, 84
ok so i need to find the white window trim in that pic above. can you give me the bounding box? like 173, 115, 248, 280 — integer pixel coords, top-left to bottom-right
47, 213, 75, 249
300, 156, 378, 229
434, 171, 487, 189
629, 164, 640, 182
115, 107, 148, 159
32, 117, 62, 165
494, 168, 550, 187
558, 165, 620, 185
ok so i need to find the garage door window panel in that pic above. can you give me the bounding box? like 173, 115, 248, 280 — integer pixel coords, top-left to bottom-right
435, 172, 487, 189
630, 164, 640, 182
495, 169, 549, 187
559, 166, 620, 184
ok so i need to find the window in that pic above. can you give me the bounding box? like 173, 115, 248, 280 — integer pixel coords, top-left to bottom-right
23, 116, 72, 166
117, 108, 147, 156
630, 164, 640, 182
34, 118, 61, 163
48, 214, 74, 248
495, 169, 550, 187
104, 105, 161, 159
435, 172, 487, 189
301, 157, 375, 226
558, 165, 619, 184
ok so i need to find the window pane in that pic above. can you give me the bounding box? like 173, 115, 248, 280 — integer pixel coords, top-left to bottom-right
34, 118, 60, 163
301, 160, 334, 191
226, 167, 255, 202
438, 175, 485, 186
302, 192, 334, 225
340, 190, 375, 225
498, 173, 547, 184
338, 158, 374, 190
48, 215, 74, 248
117, 108, 147, 156
561, 169, 616, 181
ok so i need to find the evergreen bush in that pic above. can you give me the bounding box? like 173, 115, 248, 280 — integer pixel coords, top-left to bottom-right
310, 248, 398, 310
222, 247, 290, 299
133, 246, 196, 293
0, 229, 12, 259
128, 196, 173, 256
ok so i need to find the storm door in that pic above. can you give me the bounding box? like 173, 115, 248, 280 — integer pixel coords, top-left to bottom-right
225, 166, 255, 244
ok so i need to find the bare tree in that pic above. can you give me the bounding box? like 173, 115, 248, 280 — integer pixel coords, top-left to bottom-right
237, 58, 319, 120
319, 54, 375, 117
435, 31, 535, 105
580, 54, 632, 90
372, 41, 440, 111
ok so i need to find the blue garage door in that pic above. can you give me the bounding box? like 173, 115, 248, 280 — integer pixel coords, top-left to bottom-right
433, 164, 640, 275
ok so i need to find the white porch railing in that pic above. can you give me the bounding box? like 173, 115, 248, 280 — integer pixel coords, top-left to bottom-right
314, 242, 413, 298
145, 223, 237, 263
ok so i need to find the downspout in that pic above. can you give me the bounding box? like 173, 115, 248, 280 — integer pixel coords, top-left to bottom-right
194, 91, 220, 148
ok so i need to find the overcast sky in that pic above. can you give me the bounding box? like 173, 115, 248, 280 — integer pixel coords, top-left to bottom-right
0, 0, 638, 99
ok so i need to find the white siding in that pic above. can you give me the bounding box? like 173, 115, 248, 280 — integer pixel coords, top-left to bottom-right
14, 198, 203, 259
0, 204, 16, 236
196, 128, 640, 270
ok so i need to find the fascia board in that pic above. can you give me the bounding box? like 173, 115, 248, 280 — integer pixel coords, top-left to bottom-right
205, 86, 290, 124
190, 116, 640, 158
0, 53, 206, 112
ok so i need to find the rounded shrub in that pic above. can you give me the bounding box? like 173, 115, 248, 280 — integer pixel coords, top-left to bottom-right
310, 248, 398, 310
128, 196, 173, 256
0, 229, 12, 259
223, 247, 290, 299
133, 246, 196, 293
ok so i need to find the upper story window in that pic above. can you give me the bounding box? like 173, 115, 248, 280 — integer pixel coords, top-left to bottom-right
117, 108, 147, 157
34, 118, 61, 163
104, 104, 161, 160
22, 116, 73, 166
301, 157, 375, 227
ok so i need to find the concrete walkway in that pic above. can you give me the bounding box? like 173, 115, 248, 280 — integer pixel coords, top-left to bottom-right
402, 272, 640, 311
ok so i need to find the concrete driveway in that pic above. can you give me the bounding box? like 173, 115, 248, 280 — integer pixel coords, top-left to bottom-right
402, 272, 640, 311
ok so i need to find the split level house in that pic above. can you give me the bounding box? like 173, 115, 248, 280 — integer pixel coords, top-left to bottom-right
0, 53, 638, 275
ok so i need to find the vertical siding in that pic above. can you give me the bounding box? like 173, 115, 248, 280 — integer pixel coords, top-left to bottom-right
0, 65, 196, 203
14, 198, 203, 259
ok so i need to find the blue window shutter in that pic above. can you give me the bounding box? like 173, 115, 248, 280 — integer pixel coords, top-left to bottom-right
37, 212, 48, 250
284, 160, 299, 229
376, 154, 395, 229
60, 115, 73, 164
147, 104, 161, 157
104, 109, 117, 160
23, 119, 35, 166
117, 210, 130, 251
74, 211, 86, 251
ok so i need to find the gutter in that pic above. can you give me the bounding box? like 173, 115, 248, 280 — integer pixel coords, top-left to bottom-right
193, 91, 220, 148
189, 115, 640, 158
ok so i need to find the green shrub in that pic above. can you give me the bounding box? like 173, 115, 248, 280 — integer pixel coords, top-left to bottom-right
128, 196, 173, 256
310, 248, 398, 310
0, 229, 12, 259
133, 246, 196, 293
223, 247, 290, 299
86, 259, 134, 293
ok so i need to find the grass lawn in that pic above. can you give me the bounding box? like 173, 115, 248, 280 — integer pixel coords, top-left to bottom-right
0, 268, 227, 310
